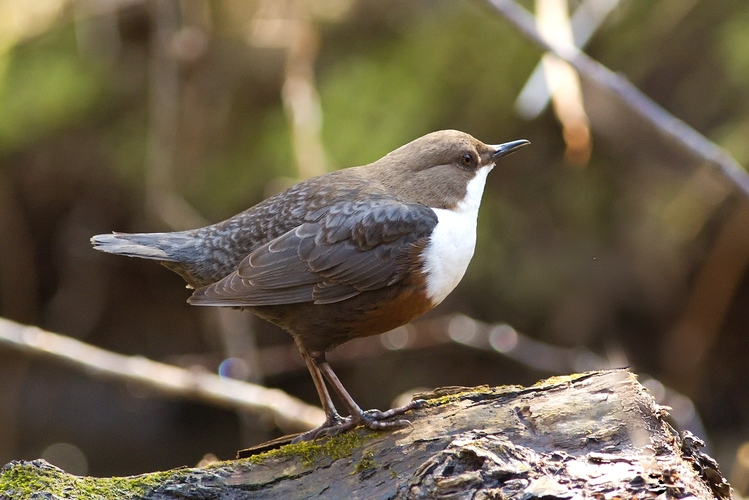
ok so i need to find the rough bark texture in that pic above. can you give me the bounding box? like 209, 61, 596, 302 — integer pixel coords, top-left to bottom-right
0, 370, 732, 499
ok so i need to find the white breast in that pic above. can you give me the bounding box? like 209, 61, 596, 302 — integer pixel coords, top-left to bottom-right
421, 164, 493, 305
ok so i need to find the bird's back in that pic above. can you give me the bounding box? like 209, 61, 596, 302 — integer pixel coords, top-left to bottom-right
91, 168, 379, 288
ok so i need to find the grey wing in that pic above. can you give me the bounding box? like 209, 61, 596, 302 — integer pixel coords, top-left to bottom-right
187, 200, 438, 307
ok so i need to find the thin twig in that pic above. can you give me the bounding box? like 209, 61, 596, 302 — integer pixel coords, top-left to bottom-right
0, 317, 324, 432
487, 0, 749, 199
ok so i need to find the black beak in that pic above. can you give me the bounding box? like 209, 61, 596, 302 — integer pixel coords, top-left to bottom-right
490, 139, 531, 160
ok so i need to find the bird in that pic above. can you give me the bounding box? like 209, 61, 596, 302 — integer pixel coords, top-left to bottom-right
91, 130, 529, 442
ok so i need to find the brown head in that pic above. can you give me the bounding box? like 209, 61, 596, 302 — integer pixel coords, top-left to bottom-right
361, 130, 529, 210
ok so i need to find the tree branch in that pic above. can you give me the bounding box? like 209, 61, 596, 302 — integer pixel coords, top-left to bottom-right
0, 317, 324, 433
487, 0, 749, 199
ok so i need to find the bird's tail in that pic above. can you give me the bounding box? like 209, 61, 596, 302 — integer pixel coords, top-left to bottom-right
90, 232, 188, 262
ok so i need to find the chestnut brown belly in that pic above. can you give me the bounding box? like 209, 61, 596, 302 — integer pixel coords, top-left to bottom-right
251, 284, 434, 353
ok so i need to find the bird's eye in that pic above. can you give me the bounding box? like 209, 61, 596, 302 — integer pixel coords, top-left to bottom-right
460, 153, 474, 167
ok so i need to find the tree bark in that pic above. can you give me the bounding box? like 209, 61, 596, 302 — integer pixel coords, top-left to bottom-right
0, 369, 731, 499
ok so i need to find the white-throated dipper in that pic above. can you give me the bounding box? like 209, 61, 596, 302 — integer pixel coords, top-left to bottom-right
91, 130, 529, 441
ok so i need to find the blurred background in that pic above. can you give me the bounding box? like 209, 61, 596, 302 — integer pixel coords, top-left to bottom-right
1, 0, 749, 489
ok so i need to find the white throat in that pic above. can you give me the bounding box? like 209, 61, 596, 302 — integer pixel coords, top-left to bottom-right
421, 164, 493, 305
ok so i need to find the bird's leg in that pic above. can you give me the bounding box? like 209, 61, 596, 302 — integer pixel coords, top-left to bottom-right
315, 354, 425, 431
303, 351, 344, 424
292, 350, 425, 442
291, 349, 348, 443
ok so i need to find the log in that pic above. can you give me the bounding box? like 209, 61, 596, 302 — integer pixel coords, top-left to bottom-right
0, 369, 731, 499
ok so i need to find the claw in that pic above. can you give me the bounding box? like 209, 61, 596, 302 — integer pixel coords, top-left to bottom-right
291, 413, 352, 443
363, 398, 425, 420
290, 399, 423, 443
361, 416, 411, 431
410, 399, 427, 409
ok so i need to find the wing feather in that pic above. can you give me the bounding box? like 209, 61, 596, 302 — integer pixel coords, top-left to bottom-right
188, 199, 438, 307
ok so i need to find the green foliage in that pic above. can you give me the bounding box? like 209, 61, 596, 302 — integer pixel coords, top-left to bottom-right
718, 7, 749, 86
188, 107, 295, 218
0, 26, 104, 156
318, 2, 532, 168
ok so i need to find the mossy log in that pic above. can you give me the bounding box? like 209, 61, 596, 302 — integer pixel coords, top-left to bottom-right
0, 369, 731, 499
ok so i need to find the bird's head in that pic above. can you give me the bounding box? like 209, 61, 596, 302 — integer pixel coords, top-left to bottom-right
368, 130, 530, 210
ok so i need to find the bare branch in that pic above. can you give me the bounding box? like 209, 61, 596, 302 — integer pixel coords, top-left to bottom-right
0, 317, 324, 433
487, 0, 749, 199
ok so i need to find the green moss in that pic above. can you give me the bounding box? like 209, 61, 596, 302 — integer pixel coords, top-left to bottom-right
353, 451, 377, 474
0, 460, 178, 500
243, 430, 375, 468
531, 371, 615, 389
420, 385, 519, 408
388, 466, 399, 479
418, 373, 609, 410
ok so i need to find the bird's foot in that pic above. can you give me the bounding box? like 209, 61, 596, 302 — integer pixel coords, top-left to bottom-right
357, 398, 427, 430
291, 413, 353, 443
362, 398, 427, 420
291, 399, 426, 442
